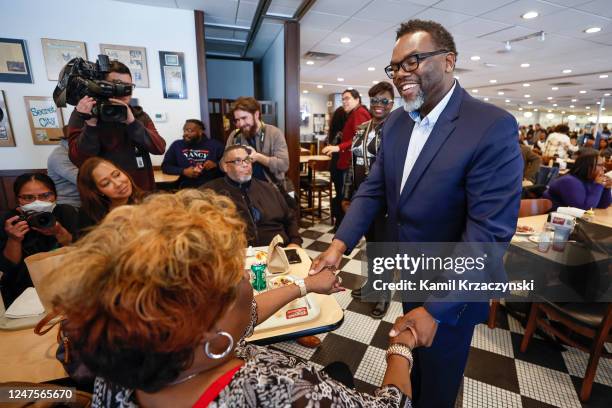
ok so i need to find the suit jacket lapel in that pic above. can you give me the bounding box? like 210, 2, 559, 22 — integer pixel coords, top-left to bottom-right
398, 85, 464, 205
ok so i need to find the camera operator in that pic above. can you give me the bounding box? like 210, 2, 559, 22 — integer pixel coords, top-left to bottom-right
1, 174, 77, 307
66, 61, 166, 192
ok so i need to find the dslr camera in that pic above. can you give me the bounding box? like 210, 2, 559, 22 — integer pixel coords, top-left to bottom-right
53, 54, 133, 122
15, 212, 56, 229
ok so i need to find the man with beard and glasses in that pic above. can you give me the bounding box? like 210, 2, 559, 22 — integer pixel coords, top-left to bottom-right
204, 145, 301, 249
161, 119, 224, 188
225, 97, 290, 191
310, 19, 522, 407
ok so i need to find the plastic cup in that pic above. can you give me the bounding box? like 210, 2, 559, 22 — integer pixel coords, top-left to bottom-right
552, 227, 571, 252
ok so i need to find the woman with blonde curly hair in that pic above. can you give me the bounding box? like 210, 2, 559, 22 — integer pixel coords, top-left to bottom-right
43, 189, 416, 407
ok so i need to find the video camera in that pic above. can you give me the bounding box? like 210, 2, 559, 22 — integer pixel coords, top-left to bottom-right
53, 54, 133, 122
15, 212, 56, 229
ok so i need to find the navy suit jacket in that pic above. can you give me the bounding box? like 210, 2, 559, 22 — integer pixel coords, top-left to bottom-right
336, 83, 523, 327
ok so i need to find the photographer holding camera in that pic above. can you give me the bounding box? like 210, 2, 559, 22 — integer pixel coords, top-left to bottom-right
64, 60, 165, 192
1, 174, 77, 307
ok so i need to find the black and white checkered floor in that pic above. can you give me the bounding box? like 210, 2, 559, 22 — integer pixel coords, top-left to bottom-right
270, 219, 612, 408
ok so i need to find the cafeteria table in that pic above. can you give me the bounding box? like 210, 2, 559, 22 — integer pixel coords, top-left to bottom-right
153, 169, 179, 184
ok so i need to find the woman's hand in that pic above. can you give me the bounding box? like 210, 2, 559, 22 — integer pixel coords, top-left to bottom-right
389, 317, 417, 349
596, 175, 611, 188
321, 145, 340, 157
32, 221, 72, 246
341, 200, 351, 213
4, 216, 29, 242
304, 267, 345, 295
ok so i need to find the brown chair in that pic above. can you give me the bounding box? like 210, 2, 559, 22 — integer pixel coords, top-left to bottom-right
518, 198, 553, 218
299, 158, 333, 225
488, 198, 553, 329
520, 302, 612, 401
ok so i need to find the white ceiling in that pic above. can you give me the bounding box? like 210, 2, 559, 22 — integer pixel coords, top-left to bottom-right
114, 0, 291, 58
300, 0, 612, 116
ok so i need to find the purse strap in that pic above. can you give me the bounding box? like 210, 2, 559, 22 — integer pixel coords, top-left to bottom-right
34, 311, 62, 335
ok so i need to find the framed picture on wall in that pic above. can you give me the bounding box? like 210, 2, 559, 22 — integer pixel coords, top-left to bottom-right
100, 43, 149, 88
24, 96, 64, 145
0, 90, 16, 147
0, 38, 33, 83
41, 38, 88, 81
159, 51, 187, 99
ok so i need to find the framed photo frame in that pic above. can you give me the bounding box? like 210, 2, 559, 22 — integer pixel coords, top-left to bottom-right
0, 90, 16, 147
41, 38, 87, 81
0, 38, 33, 83
159, 51, 187, 99
100, 43, 149, 88
24, 96, 64, 145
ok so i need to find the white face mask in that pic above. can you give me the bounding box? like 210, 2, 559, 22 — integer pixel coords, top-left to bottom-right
20, 200, 56, 214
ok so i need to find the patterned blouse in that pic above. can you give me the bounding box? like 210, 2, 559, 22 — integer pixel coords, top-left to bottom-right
92, 299, 409, 408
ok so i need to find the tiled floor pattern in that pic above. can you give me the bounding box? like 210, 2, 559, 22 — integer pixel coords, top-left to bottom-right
271, 199, 612, 407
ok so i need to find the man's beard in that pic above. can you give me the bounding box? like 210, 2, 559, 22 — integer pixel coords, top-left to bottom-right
235, 174, 252, 183
184, 137, 200, 147
242, 124, 258, 138
402, 88, 425, 113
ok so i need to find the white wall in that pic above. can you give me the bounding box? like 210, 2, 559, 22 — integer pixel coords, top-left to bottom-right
299, 92, 328, 135
206, 58, 254, 100
261, 28, 285, 133
0, 0, 200, 169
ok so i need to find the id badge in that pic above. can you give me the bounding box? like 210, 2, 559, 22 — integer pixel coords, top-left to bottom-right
356, 157, 365, 166
136, 156, 145, 168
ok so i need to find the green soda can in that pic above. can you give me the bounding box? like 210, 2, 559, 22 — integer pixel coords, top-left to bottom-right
251, 263, 267, 291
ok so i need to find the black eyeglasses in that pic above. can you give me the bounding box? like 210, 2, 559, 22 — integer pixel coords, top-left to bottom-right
370, 97, 392, 106
18, 192, 55, 203
384, 49, 450, 79
225, 156, 253, 166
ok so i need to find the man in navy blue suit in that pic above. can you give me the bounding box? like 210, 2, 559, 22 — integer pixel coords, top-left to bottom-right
310, 20, 523, 407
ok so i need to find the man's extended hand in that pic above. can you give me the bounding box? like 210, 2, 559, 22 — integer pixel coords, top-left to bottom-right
389, 306, 438, 347
309, 239, 346, 275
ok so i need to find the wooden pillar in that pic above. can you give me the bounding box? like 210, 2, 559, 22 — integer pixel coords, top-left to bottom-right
194, 11, 211, 135
284, 20, 300, 195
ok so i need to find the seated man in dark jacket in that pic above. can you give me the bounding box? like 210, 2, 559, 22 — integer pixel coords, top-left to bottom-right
204, 145, 301, 248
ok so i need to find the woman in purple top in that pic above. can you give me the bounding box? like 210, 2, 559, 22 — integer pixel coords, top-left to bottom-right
543, 151, 611, 211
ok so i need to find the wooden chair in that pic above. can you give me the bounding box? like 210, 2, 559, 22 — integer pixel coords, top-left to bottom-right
299, 159, 333, 225
518, 198, 552, 218
520, 302, 612, 401
488, 198, 552, 329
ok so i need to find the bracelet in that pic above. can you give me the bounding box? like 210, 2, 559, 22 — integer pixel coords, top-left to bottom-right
386, 343, 413, 369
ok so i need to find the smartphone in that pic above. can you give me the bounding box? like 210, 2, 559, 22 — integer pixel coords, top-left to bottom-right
284, 248, 302, 264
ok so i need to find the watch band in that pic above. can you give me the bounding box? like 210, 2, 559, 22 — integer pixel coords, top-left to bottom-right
294, 279, 307, 297
386, 343, 413, 369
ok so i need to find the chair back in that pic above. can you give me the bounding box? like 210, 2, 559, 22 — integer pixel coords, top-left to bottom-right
308, 159, 330, 178
519, 198, 552, 217
535, 166, 560, 186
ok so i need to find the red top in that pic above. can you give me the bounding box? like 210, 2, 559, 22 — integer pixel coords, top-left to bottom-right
192, 365, 242, 408
337, 105, 371, 169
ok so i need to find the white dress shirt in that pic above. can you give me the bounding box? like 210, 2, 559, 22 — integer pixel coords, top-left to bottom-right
400, 82, 457, 192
